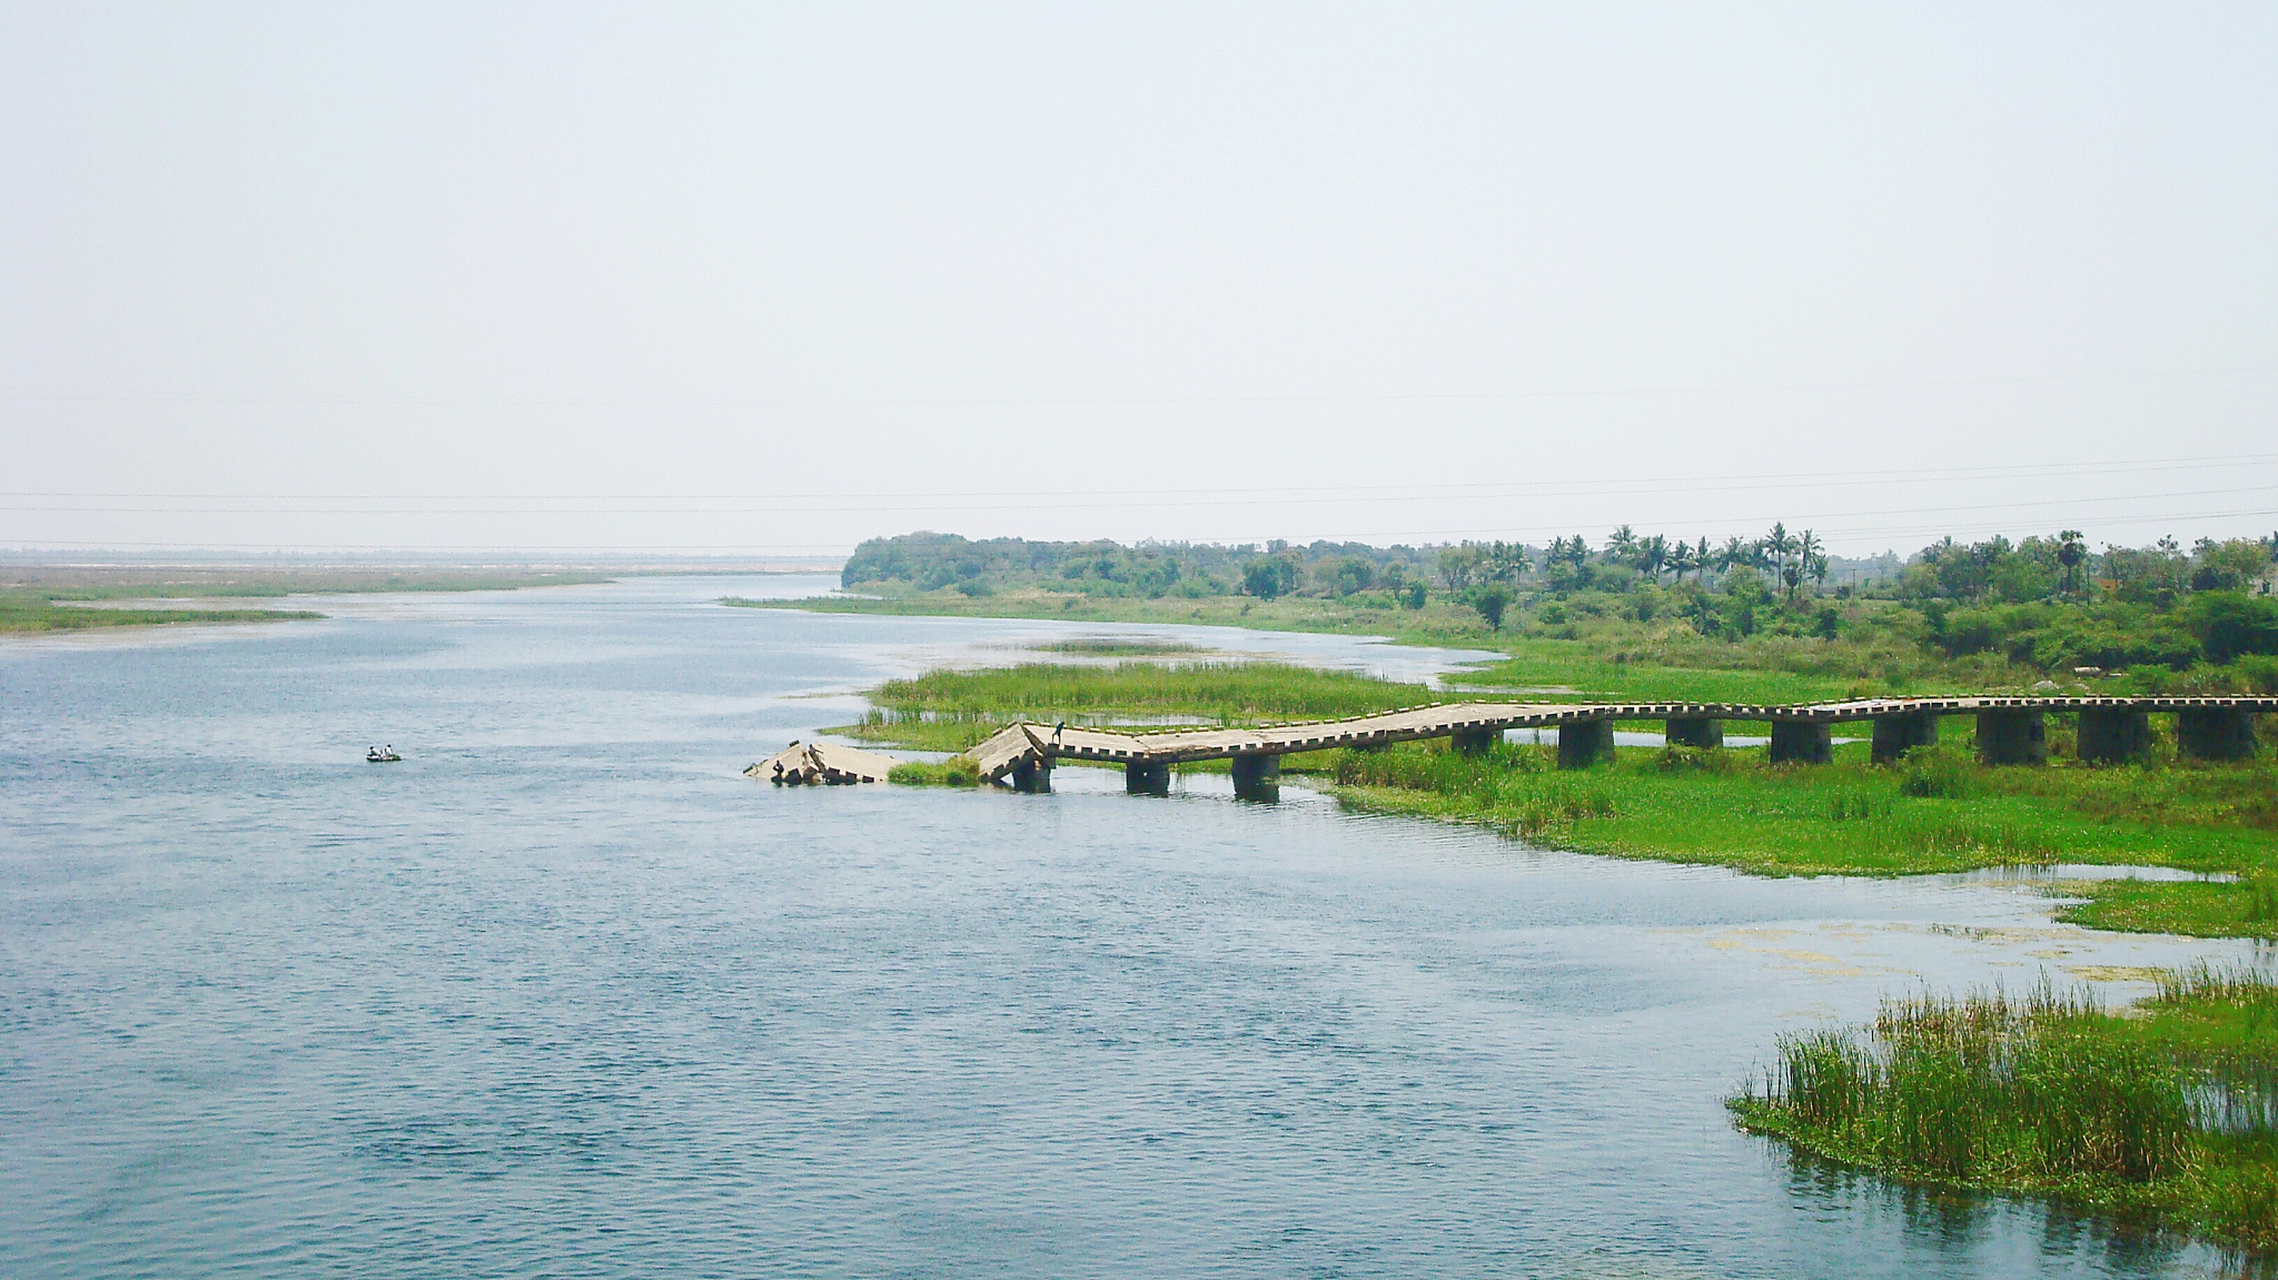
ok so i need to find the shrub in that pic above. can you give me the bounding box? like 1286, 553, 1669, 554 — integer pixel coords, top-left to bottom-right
1897, 744, 1973, 797
1656, 745, 1734, 773
2183, 592, 2278, 664
889, 760, 979, 786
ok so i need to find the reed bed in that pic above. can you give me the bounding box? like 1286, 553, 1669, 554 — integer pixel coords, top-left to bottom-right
870, 661, 1439, 722
1732, 977, 2278, 1251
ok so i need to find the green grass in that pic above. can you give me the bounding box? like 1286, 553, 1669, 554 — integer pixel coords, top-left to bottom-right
1324, 739, 2278, 934
825, 653, 2278, 938
3, 567, 615, 634
731, 585, 2051, 704
886, 759, 980, 786
833, 660, 1446, 752
1730, 974, 2278, 1251
729, 585, 1510, 646
871, 660, 1438, 719
0, 589, 322, 633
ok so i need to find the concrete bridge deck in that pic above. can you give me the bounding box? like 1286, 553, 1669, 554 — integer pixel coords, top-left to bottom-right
966, 695, 2274, 793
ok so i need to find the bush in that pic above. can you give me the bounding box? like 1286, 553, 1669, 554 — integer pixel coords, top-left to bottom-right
2183, 592, 2278, 664
1471, 584, 1512, 630
1897, 744, 1973, 797
889, 760, 979, 786
1656, 745, 1735, 773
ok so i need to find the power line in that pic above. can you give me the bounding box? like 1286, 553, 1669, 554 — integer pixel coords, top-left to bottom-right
1, 365, 2271, 410
8, 479, 2273, 518
11, 503, 2274, 558
6, 451, 2274, 506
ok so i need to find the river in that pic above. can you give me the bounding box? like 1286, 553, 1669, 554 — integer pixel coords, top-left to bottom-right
1, 574, 2264, 1278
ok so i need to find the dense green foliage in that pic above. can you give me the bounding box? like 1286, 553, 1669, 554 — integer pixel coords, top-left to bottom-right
1731, 975, 2278, 1251
841, 531, 1411, 600
812, 528, 2278, 699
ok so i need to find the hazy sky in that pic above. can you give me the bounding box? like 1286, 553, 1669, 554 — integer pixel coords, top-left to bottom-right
4, 3, 2274, 558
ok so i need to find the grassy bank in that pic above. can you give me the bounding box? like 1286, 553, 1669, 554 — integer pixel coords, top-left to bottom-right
1731, 971, 2278, 1252
831, 660, 1440, 753
731, 586, 2042, 705
1325, 739, 2278, 937
0, 589, 324, 633
2, 566, 616, 634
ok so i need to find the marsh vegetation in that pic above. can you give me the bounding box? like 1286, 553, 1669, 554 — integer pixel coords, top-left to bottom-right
1, 564, 615, 634
1732, 970, 2278, 1251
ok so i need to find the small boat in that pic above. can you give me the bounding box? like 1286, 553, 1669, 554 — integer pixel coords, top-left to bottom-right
366, 746, 402, 763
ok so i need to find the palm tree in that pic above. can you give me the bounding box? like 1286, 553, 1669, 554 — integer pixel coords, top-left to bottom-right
1669, 541, 1700, 584
1762, 523, 1795, 590
1793, 530, 1822, 600
1637, 534, 1669, 582
1717, 536, 1752, 575
2057, 529, 2086, 597
1604, 525, 1639, 566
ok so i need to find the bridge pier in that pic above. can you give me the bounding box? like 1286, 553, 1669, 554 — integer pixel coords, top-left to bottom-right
1664, 717, 1723, 749
1769, 720, 1832, 765
1125, 760, 1171, 796
2077, 709, 2151, 764
1557, 717, 1614, 769
1450, 728, 1500, 756
1870, 711, 1939, 765
1976, 710, 2047, 765
1230, 753, 1280, 801
1010, 757, 1053, 793
2178, 709, 2258, 761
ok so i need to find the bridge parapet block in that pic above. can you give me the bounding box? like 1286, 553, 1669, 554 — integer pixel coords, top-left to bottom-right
1977, 710, 2047, 765
2178, 709, 2258, 761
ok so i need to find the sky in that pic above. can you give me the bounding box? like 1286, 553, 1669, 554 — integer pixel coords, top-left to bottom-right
3, 3, 2274, 559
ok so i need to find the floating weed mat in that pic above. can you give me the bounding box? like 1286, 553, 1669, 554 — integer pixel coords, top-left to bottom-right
1732, 975, 2278, 1252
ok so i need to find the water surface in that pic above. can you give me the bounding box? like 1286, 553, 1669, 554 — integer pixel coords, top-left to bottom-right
2, 575, 2264, 1278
